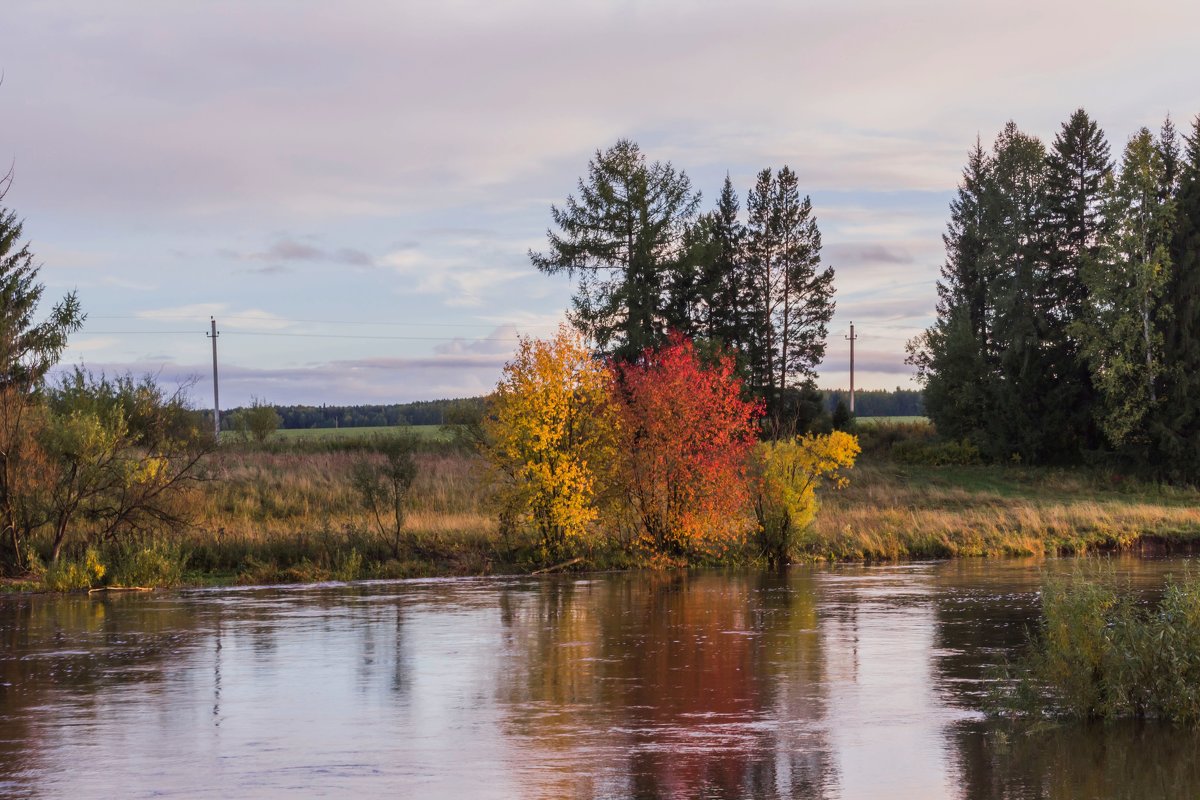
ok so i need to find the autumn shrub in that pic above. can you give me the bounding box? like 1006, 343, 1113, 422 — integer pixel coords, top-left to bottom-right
483, 326, 619, 560
612, 334, 762, 561
752, 431, 860, 566
43, 547, 106, 591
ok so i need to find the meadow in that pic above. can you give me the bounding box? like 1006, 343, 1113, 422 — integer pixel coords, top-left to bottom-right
22, 419, 1200, 592
154, 419, 1200, 586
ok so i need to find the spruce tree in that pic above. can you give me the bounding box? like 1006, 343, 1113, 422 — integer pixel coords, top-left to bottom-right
1157, 114, 1181, 203
913, 139, 996, 442
744, 168, 780, 399
983, 122, 1051, 461
1155, 116, 1200, 480
774, 168, 834, 391
707, 175, 750, 351
1040, 109, 1112, 456
0, 184, 85, 571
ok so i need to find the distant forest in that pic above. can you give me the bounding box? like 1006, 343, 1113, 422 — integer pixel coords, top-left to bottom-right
226, 388, 921, 430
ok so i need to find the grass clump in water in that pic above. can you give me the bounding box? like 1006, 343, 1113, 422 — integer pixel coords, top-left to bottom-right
995, 569, 1200, 724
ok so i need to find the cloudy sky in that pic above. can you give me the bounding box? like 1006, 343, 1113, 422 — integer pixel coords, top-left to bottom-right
3, 0, 1197, 407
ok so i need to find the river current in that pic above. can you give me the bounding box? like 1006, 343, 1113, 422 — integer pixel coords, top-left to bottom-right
2, 558, 1198, 799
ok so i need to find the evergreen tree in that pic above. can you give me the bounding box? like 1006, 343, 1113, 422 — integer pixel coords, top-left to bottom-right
1040, 109, 1112, 456
912, 139, 996, 443
707, 175, 751, 351
742, 167, 834, 426
531, 140, 701, 359
744, 168, 780, 398
0, 182, 85, 570
774, 167, 835, 391
983, 122, 1051, 461
1081, 128, 1175, 449
1157, 114, 1181, 203
1154, 116, 1200, 480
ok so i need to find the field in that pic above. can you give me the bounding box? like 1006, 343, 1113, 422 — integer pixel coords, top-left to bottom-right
28, 420, 1200, 590
855, 415, 929, 425
170, 428, 1200, 585
269, 425, 451, 442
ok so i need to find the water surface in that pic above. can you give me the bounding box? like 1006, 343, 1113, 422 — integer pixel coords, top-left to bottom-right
2, 558, 1199, 799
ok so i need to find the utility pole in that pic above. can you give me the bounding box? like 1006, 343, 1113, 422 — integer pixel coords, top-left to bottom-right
845, 322, 857, 414
208, 317, 220, 440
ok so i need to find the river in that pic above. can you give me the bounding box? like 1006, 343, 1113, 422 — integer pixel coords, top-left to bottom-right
2, 558, 1199, 799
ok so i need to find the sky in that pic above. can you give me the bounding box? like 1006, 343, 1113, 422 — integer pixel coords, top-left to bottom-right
3, 0, 1198, 408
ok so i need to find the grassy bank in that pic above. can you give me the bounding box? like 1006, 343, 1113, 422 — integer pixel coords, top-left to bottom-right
815, 461, 1200, 559
17, 425, 1200, 591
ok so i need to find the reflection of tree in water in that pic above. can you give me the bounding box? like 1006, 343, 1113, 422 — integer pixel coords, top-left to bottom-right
0, 594, 205, 794
496, 572, 837, 799
952, 719, 1200, 800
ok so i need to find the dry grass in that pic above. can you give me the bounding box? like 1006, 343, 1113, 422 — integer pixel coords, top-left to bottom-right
158, 447, 1200, 583
813, 461, 1200, 560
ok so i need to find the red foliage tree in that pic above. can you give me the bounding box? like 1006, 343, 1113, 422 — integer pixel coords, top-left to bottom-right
612, 334, 763, 559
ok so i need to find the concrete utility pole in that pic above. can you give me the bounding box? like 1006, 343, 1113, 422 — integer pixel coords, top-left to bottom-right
845, 322, 857, 414
208, 317, 220, 439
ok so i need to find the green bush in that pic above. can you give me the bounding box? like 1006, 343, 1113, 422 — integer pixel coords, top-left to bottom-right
994, 571, 1200, 724
43, 548, 106, 591
891, 437, 981, 466
107, 541, 188, 588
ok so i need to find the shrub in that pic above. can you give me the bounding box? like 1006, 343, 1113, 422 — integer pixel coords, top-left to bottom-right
43, 547, 106, 591
891, 437, 981, 466
612, 334, 762, 560
995, 571, 1200, 724
483, 326, 618, 560
752, 432, 860, 566
107, 541, 188, 588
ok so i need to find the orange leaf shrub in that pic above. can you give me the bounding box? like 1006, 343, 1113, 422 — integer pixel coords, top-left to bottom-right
611, 334, 763, 560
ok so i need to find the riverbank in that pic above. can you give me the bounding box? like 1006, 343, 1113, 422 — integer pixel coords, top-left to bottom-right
11, 434, 1200, 592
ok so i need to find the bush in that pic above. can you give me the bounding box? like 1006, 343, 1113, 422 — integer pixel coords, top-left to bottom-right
995, 571, 1200, 724
752, 432, 860, 566
43, 547, 106, 591
107, 541, 188, 588
891, 437, 981, 466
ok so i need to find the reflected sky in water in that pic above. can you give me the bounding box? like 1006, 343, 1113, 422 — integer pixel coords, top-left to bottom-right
2, 558, 1198, 799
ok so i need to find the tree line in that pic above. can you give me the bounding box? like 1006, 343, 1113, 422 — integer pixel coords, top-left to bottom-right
532, 139, 836, 432
219, 397, 487, 431
910, 110, 1200, 478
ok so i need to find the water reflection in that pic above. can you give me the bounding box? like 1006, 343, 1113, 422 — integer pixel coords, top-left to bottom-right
0, 559, 1196, 798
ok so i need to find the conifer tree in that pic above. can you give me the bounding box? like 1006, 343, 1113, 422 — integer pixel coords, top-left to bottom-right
707, 175, 750, 351
1155, 116, 1200, 480
910, 139, 995, 442
1040, 109, 1112, 455
744, 168, 780, 398
983, 122, 1052, 460
0, 181, 85, 571
1157, 114, 1181, 203
774, 167, 834, 391
1081, 128, 1174, 448
531, 140, 701, 360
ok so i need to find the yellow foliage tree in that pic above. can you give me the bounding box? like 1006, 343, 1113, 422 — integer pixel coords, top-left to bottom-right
483, 327, 617, 560
752, 431, 860, 566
